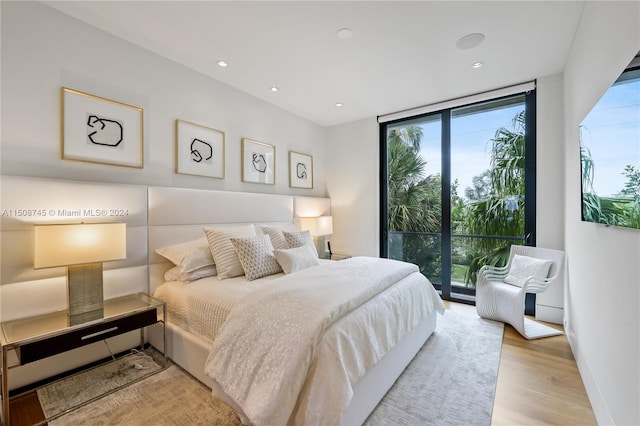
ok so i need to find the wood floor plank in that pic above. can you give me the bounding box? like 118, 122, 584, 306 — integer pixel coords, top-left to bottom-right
492, 314, 597, 426
8, 391, 46, 426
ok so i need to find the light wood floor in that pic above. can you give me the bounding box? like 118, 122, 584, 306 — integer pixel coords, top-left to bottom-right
444, 302, 596, 425
11, 302, 597, 426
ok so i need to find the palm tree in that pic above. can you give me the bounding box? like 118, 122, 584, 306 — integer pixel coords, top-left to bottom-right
387, 125, 442, 279
463, 110, 527, 284
579, 128, 638, 228
387, 126, 440, 232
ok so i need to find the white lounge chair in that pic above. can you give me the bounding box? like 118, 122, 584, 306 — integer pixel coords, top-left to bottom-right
476, 245, 565, 339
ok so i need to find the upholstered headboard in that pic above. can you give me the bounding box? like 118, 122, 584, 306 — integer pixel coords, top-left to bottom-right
0, 176, 331, 318
147, 186, 330, 294
0, 176, 331, 390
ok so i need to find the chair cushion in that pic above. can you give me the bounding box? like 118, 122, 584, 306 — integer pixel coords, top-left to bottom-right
504, 254, 553, 287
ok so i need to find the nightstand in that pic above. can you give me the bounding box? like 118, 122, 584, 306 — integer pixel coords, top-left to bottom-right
330, 253, 351, 261
0, 292, 166, 425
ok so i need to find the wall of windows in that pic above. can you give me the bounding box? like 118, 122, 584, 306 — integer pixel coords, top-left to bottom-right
380, 90, 536, 303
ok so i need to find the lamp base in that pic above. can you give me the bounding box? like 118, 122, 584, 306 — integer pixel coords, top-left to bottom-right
314, 236, 330, 259
68, 262, 104, 325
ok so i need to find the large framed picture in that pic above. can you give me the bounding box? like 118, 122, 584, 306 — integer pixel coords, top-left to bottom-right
61, 87, 143, 168
289, 151, 313, 189
241, 138, 275, 185
175, 119, 225, 179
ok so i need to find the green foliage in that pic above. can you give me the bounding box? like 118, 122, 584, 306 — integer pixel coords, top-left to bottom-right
387, 126, 440, 233
386, 111, 530, 289
619, 165, 640, 199
580, 128, 640, 229
387, 125, 443, 279
463, 111, 526, 285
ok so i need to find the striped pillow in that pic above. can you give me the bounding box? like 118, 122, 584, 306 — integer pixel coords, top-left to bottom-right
203, 225, 256, 280
259, 224, 298, 250
231, 235, 282, 280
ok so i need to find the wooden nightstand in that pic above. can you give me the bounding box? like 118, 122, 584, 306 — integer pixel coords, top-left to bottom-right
0, 293, 166, 425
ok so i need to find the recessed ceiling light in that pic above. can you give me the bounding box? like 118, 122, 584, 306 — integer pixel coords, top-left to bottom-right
472, 61, 484, 69
335, 102, 343, 107
456, 33, 485, 50
336, 28, 353, 39
217, 60, 228, 68
270, 86, 279, 92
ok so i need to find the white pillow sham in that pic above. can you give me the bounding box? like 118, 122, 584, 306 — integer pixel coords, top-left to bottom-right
164, 265, 218, 282
504, 254, 553, 287
259, 224, 298, 250
204, 225, 257, 280
231, 235, 282, 281
283, 230, 318, 257
155, 238, 214, 273
274, 245, 320, 275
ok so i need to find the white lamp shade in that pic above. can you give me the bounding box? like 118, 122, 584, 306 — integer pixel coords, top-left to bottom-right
34, 223, 126, 268
299, 216, 333, 236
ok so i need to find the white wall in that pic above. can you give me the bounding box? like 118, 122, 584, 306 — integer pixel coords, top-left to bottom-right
563, 2, 640, 425
0, 0, 327, 390
0, 1, 326, 197
325, 118, 379, 257
535, 73, 566, 321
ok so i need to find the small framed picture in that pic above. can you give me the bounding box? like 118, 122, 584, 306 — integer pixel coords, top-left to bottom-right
61, 87, 143, 168
175, 119, 225, 179
242, 138, 275, 185
289, 151, 313, 189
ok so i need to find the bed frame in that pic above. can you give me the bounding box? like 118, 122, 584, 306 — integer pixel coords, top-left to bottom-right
146, 185, 438, 425
0, 176, 437, 423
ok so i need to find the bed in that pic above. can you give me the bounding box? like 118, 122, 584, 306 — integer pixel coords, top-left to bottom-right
146, 186, 444, 425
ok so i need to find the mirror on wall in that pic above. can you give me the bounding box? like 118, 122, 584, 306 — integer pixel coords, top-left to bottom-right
580, 58, 640, 230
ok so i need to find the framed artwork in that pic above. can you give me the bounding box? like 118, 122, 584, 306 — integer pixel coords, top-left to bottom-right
241, 138, 275, 185
60, 87, 143, 168
289, 151, 313, 189
175, 119, 225, 179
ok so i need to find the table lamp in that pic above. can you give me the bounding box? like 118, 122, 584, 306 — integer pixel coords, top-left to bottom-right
299, 216, 333, 258
34, 223, 126, 324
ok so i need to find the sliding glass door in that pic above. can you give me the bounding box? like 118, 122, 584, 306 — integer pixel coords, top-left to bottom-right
381, 91, 536, 303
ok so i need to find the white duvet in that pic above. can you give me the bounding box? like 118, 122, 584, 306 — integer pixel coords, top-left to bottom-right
204, 257, 444, 426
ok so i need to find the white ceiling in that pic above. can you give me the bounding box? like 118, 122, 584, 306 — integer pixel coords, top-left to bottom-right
43, 1, 585, 127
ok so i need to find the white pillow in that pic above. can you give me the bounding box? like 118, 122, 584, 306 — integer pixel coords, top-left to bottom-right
231, 235, 282, 281
504, 254, 553, 287
259, 224, 298, 250
283, 230, 318, 257
203, 225, 256, 280
164, 265, 217, 282
155, 238, 214, 273
274, 245, 320, 274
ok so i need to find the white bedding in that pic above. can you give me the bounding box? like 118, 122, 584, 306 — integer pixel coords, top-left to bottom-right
153, 272, 284, 342
204, 257, 444, 426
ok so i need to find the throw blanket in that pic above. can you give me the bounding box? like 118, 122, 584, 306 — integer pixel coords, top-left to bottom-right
204, 257, 420, 426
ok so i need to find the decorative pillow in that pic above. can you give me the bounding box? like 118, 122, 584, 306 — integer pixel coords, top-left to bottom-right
274, 245, 320, 275
283, 230, 318, 257
504, 254, 553, 287
164, 265, 218, 282
259, 224, 298, 250
231, 235, 282, 281
155, 238, 214, 273
203, 225, 256, 280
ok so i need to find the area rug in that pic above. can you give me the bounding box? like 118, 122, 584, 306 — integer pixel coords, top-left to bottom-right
364, 305, 504, 426
38, 350, 165, 421
46, 363, 239, 426
43, 305, 503, 425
